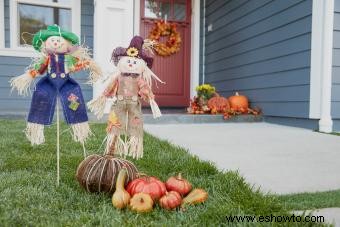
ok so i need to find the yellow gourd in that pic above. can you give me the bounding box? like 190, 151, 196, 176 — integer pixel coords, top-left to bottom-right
181, 188, 208, 206
129, 193, 154, 213
112, 168, 131, 209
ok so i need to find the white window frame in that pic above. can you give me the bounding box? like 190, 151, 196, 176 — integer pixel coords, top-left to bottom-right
0, 0, 4, 48
0, 0, 80, 57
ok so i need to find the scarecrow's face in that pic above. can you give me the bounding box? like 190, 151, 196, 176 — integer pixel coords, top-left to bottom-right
117, 56, 146, 74
43, 36, 72, 54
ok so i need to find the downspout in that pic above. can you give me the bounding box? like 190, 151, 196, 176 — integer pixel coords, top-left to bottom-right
202, 0, 206, 84
319, 0, 334, 133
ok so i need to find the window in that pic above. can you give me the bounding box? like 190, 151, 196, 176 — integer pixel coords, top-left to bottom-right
144, 0, 187, 22
18, 3, 71, 45
0, 0, 80, 57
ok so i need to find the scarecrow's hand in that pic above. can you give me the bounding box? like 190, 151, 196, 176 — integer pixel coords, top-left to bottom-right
137, 77, 155, 101
103, 77, 119, 98
87, 95, 107, 119
149, 98, 162, 119
9, 70, 37, 96
86, 60, 102, 85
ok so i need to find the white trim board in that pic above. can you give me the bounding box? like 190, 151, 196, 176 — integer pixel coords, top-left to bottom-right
0, 0, 4, 48
190, 0, 200, 98
309, 0, 334, 132
0, 48, 38, 57
309, 0, 324, 118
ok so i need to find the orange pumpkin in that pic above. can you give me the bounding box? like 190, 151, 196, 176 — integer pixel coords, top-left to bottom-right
207, 97, 230, 114
165, 173, 192, 196
126, 175, 166, 201
159, 191, 182, 210
228, 92, 249, 113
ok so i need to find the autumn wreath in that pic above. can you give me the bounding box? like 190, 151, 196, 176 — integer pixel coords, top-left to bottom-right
148, 20, 181, 56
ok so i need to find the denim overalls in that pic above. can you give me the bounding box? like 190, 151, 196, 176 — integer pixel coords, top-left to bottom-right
27, 54, 88, 125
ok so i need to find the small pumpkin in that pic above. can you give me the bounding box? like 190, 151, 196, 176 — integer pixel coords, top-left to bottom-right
126, 175, 166, 201
159, 191, 182, 210
182, 188, 208, 206
165, 173, 192, 196
112, 169, 131, 209
207, 96, 230, 114
129, 193, 154, 213
228, 92, 249, 113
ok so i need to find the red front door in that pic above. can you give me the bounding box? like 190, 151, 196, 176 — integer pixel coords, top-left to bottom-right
140, 0, 191, 107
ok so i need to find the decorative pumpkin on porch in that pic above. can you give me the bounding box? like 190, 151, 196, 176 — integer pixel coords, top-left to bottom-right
87, 36, 164, 159
207, 96, 230, 114
228, 92, 249, 113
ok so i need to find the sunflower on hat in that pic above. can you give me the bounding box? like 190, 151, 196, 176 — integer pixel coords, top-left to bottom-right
126, 47, 139, 57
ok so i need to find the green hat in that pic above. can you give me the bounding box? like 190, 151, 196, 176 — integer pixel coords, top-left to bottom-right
32, 25, 79, 51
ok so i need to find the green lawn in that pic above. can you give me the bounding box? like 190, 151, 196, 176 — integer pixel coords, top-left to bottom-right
0, 119, 327, 226
278, 190, 340, 210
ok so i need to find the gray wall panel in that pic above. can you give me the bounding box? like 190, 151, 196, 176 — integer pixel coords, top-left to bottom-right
201, 0, 312, 118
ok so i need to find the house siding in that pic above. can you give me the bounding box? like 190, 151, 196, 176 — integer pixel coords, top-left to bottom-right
200, 0, 312, 118
332, 0, 340, 118
4, 0, 9, 47
0, 0, 94, 114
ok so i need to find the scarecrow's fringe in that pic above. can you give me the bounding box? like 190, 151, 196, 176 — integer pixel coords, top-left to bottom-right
105, 134, 143, 159
10, 73, 34, 96
71, 45, 102, 84
27, 53, 47, 70
87, 95, 107, 119
72, 44, 92, 60
71, 122, 93, 143
86, 61, 102, 85
24, 123, 45, 145
127, 136, 143, 159
150, 99, 162, 118
142, 66, 165, 89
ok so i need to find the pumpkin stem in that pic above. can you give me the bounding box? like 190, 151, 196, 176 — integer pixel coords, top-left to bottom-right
235, 92, 239, 96
140, 198, 144, 203
178, 172, 182, 180
137, 172, 148, 178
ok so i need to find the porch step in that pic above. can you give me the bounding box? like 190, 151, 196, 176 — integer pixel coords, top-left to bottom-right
89, 113, 263, 124
143, 114, 263, 124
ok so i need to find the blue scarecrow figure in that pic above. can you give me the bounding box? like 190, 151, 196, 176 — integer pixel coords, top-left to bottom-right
10, 25, 102, 146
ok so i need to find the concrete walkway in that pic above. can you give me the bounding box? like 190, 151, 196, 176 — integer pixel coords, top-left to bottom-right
145, 122, 340, 194
295, 208, 340, 227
